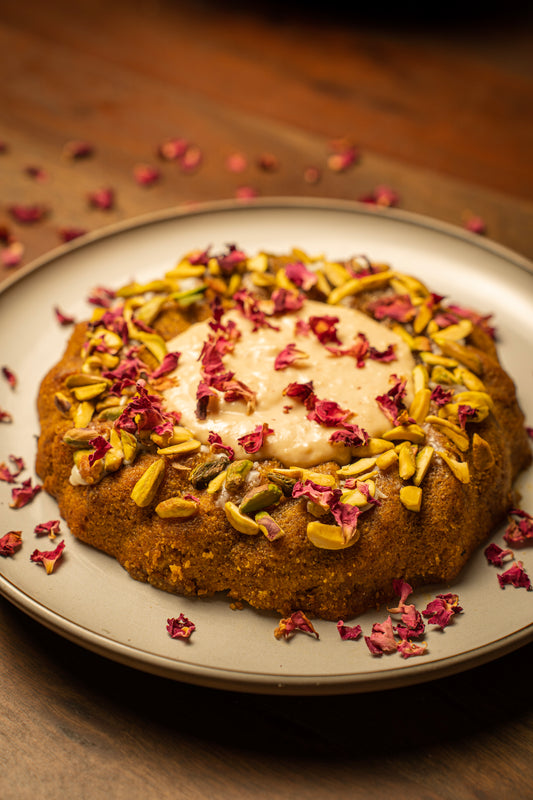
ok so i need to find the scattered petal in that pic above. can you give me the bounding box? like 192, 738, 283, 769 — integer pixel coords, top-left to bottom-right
274, 343, 308, 371
2, 366, 17, 389
257, 152, 279, 172
0, 455, 25, 483
397, 639, 428, 658
62, 140, 94, 159
157, 137, 189, 161
133, 163, 161, 186
166, 613, 196, 639
30, 540, 65, 574
498, 561, 531, 590
327, 138, 359, 172
464, 214, 486, 235
1, 240, 24, 267
364, 616, 398, 655
274, 610, 319, 640
88, 188, 115, 210
359, 185, 400, 207
24, 165, 48, 182
422, 593, 463, 629
0, 531, 22, 557
10, 478, 42, 509
8, 204, 48, 224
484, 542, 514, 567
180, 144, 203, 173
58, 227, 87, 243
303, 165, 321, 184
54, 306, 76, 325
207, 431, 235, 460
34, 520, 61, 538
0, 407, 13, 423
284, 261, 318, 291
503, 508, 533, 547
238, 422, 274, 454
235, 185, 259, 201
226, 152, 247, 173
337, 620, 362, 640
150, 351, 181, 379
87, 435, 112, 466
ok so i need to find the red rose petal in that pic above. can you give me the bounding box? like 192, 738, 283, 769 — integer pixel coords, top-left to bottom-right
8, 204, 48, 224
1, 240, 24, 267
336, 621, 362, 641
166, 613, 196, 639
2, 366, 17, 389
30, 540, 65, 574
58, 227, 87, 243
274, 610, 319, 640
133, 163, 161, 186
10, 478, 42, 509
54, 306, 76, 326
88, 188, 115, 210
484, 542, 514, 566
237, 422, 274, 454
497, 561, 531, 590
0, 531, 22, 557
62, 140, 94, 159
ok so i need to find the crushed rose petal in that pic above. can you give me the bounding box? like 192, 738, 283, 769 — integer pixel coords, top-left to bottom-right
0, 454, 25, 483
166, 613, 196, 639
359, 185, 400, 207
284, 261, 318, 291
24, 165, 48, 182
308, 314, 341, 345
34, 520, 61, 539
369, 294, 416, 323
62, 140, 94, 159
88, 435, 112, 466
364, 616, 398, 656
54, 306, 75, 325
226, 152, 248, 173
274, 343, 308, 371
58, 227, 88, 243
336, 620, 362, 641
503, 508, 533, 547
207, 431, 235, 460
1, 240, 24, 267
0, 531, 22, 557
2, 366, 17, 389
431, 385, 454, 406
237, 423, 274, 454
397, 639, 428, 659
274, 610, 319, 640
30, 540, 65, 574
303, 165, 321, 184
497, 561, 531, 590
235, 185, 259, 201
150, 351, 181, 379
133, 163, 161, 186
484, 542, 514, 566
157, 137, 189, 161
8, 204, 48, 223
327, 138, 359, 172
422, 593, 463, 629
329, 423, 369, 448
464, 214, 486, 235
88, 187, 115, 210
0, 406, 13, 423
10, 478, 42, 509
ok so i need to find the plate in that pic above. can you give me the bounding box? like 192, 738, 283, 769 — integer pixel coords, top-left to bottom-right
1, 197, 532, 695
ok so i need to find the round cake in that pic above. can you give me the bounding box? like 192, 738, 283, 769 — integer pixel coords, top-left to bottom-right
35, 245, 532, 620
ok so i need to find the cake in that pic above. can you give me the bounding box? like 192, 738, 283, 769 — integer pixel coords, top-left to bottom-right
35, 245, 532, 620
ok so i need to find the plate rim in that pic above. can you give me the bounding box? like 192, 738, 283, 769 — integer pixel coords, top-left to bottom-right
1, 195, 532, 695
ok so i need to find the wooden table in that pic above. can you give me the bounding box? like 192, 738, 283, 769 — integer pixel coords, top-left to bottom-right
1, 2, 532, 798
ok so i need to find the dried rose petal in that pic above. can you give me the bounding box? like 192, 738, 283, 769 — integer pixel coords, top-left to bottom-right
271, 288, 304, 315
238, 423, 274, 454
274, 343, 308, 371
326, 332, 369, 368
24, 165, 48, 182
54, 306, 75, 325
180, 144, 202, 173
1, 240, 24, 267
166, 613, 196, 639
308, 314, 340, 345
133, 163, 161, 186
207, 431, 235, 460
375, 375, 409, 425
329, 423, 369, 448
397, 639, 427, 659
497, 561, 531, 590
422, 593, 463, 629
88, 188, 115, 210
0, 531, 22, 557
58, 227, 87, 243
226, 152, 247, 173
464, 214, 486, 235
257, 152, 279, 172
364, 616, 398, 656
359, 185, 399, 207
10, 478, 42, 509
292, 479, 341, 511
274, 610, 319, 640
284, 261, 318, 291
369, 344, 397, 363
446, 303, 495, 340
87, 285, 116, 307
8, 204, 48, 223
336, 621, 362, 641
150, 351, 181, 379
503, 508, 533, 547
369, 294, 416, 323
327, 138, 359, 172
526, 426, 533, 439
2, 366, 17, 389
431, 385, 454, 406
34, 520, 61, 539
0, 454, 24, 483
484, 542, 514, 566
30, 540, 65, 574
88, 435, 112, 466
283, 380, 316, 409
62, 140, 94, 159
303, 165, 321, 184
0, 406, 13, 423
235, 185, 259, 201
157, 137, 188, 161
307, 399, 352, 427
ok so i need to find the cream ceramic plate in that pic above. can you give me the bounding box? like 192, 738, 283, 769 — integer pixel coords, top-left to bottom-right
1, 198, 532, 695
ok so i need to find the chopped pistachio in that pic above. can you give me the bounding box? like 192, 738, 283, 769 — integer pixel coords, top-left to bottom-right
412, 364, 429, 393
351, 438, 395, 457
306, 520, 357, 550
398, 442, 417, 480
409, 388, 432, 424
224, 501, 260, 535
255, 511, 284, 540
382, 424, 426, 444
73, 400, 95, 428
206, 470, 228, 494
157, 440, 201, 456
399, 485, 422, 512
327, 270, 394, 305
375, 449, 399, 471
239, 483, 282, 514
130, 459, 165, 507
438, 451, 470, 483
337, 457, 377, 478
156, 495, 198, 518
413, 445, 434, 486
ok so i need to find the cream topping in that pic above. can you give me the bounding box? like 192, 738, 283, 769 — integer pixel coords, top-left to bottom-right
163, 299, 415, 467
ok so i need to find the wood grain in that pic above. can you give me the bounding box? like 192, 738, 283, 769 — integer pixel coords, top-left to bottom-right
0, 2, 532, 798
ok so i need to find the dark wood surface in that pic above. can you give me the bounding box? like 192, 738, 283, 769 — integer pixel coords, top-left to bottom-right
1, 2, 532, 798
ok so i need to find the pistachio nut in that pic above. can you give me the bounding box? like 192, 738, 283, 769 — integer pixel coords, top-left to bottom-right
130, 458, 165, 507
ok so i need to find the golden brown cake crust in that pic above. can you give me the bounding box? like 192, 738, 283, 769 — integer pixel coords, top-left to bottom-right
35, 249, 532, 620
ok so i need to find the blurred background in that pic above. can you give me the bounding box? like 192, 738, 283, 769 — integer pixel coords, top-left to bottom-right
1, 0, 532, 277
